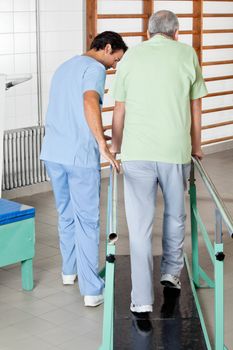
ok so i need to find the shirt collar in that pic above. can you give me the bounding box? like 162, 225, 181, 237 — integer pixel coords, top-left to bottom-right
148, 34, 174, 43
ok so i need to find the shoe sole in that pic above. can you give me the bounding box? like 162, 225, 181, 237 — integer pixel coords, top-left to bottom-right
84, 300, 104, 307
160, 280, 181, 289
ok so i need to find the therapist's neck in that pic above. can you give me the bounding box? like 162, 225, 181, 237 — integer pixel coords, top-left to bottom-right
84, 49, 106, 65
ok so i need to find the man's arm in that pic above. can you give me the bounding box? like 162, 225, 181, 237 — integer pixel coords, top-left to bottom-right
111, 101, 125, 154
191, 98, 203, 160
83, 90, 120, 171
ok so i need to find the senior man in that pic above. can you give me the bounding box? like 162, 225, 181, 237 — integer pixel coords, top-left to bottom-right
110, 11, 207, 313
40, 31, 127, 307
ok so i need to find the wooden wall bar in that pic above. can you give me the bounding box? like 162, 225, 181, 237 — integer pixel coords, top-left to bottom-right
193, 0, 203, 63
86, 0, 97, 50
86, 0, 233, 159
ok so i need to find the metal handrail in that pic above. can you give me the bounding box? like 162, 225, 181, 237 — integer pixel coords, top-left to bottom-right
108, 167, 118, 244
192, 156, 233, 238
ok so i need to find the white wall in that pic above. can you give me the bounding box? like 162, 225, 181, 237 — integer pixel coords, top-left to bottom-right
39, 0, 84, 121
0, 0, 85, 130
0, 0, 37, 130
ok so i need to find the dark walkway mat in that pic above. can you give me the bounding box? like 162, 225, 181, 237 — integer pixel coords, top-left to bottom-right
114, 255, 207, 350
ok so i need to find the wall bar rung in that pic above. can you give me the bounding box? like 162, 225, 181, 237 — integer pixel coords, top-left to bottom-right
202, 106, 233, 114
202, 60, 233, 66
205, 75, 233, 82
202, 136, 233, 146
202, 120, 233, 130
176, 14, 195, 18
203, 29, 233, 34
102, 107, 114, 113
97, 31, 146, 37
204, 90, 233, 98
203, 44, 233, 50
97, 14, 148, 19
203, 13, 233, 17
106, 70, 116, 75
103, 125, 112, 131
118, 31, 147, 37
180, 30, 198, 35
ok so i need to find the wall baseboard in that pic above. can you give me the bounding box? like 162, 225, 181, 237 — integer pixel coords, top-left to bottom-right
203, 140, 233, 155
2, 140, 233, 200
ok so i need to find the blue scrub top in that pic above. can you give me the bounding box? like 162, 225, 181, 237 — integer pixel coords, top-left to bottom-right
40, 55, 106, 169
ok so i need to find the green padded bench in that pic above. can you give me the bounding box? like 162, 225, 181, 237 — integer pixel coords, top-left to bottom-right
0, 198, 35, 291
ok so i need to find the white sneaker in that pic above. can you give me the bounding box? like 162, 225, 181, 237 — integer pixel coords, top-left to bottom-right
84, 294, 104, 307
130, 303, 153, 313
160, 274, 181, 289
62, 273, 77, 285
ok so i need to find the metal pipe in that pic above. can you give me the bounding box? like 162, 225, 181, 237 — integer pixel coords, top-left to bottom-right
108, 167, 118, 245
192, 156, 233, 238
35, 0, 43, 126
5, 74, 32, 90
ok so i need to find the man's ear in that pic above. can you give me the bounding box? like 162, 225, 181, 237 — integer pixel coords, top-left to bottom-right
147, 30, 151, 40
174, 30, 179, 41
104, 43, 112, 55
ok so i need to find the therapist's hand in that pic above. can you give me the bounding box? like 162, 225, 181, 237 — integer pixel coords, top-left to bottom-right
99, 141, 120, 172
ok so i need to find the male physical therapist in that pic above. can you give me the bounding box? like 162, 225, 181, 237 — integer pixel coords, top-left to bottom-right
40, 31, 127, 307
110, 11, 208, 314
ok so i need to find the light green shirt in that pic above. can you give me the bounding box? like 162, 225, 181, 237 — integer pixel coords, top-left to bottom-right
110, 35, 208, 164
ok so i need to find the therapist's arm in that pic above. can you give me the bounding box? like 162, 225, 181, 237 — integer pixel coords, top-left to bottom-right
83, 90, 120, 171
191, 98, 203, 160
110, 101, 125, 155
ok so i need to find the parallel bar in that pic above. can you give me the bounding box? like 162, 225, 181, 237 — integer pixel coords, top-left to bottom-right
214, 243, 225, 350
185, 254, 212, 350
202, 121, 233, 130
189, 167, 200, 287
192, 157, 233, 236
202, 105, 233, 114
199, 266, 215, 288
192, 206, 215, 264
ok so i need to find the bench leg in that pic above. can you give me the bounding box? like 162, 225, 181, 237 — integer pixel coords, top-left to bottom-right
21, 259, 33, 291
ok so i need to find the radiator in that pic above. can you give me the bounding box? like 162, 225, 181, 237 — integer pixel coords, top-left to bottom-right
2, 126, 49, 190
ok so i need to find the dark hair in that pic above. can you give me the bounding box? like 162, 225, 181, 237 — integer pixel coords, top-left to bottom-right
90, 31, 128, 53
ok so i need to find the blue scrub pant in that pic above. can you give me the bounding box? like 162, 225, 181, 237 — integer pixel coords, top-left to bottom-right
45, 161, 104, 296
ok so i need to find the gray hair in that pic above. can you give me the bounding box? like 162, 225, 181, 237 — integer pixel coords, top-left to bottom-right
148, 10, 179, 38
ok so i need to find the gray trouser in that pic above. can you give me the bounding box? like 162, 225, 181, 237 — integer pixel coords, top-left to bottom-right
122, 161, 190, 306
